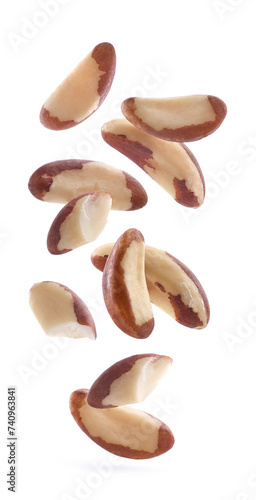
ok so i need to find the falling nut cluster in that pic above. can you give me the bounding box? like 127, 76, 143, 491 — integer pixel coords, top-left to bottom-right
28, 41, 227, 459
103, 94, 227, 208
70, 354, 174, 459
92, 228, 210, 338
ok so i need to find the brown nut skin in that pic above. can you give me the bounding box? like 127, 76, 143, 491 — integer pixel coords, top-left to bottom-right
28, 159, 148, 211
121, 95, 227, 142
47, 192, 112, 255
40, 42, 116, 130
29, 281, 96, 339
91, 243, 114, 272
102, 229, 154, 339
101, 118, 205, 208
92, 242, 210, 329
69, 389, 175, 459
145, 246, 210, 329
87, 353, 172, 409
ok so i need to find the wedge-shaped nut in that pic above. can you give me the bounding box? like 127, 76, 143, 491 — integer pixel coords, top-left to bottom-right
101, 118, 205, 207
91, 242, 114, 272
28, 160, 147, 211
70, 389, 174, 459
121, 95, 227, 142
29, 281, 96, 339
102, 229, 154, 338
92, 242, 210, 329
40, 42, 116, 130
47, 192, 112, 255
87, 354, 172, 409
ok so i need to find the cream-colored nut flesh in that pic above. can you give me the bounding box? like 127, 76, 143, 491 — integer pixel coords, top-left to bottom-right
145, 246, 209, 328
87, 354, 172, 408
70, 389, 174, 459
29, 281, 96, 339
121, 95, 227, 142
47, 192, 112, 255
40, 42, 116, 130
102, 229, 154, 338
91, 242, 115, 271
92, 242, 210, 329
28, 160, 147, 211
101, 118, 205, 208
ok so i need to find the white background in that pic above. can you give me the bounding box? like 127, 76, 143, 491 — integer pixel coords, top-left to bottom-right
1, 0, 256, 499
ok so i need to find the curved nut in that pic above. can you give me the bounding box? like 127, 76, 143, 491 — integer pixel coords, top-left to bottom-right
47, 192, 112, 255
92, 242, 210, 329
29, 281, 96, 339
145, 246, 210, 328
40, 42, 116, 130
102, 229, 154, 339
69, 389, 174, 459
28, 160, 147, 211
101, 118, 205, 207
87, 353, 172, 408
121, 95, 227, 142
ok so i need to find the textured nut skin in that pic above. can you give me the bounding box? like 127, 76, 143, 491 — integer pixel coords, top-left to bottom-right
69, 389, 174, 459
102, 229, 154, 339
92, 242, 210, 329
101, 118, 205, 208
121, 95, 227, 142
29, 281, 96, 339
40, 42, 116, 130
28, 160, 147, 211
47, 192, 112, 255
87, 353, 172, 408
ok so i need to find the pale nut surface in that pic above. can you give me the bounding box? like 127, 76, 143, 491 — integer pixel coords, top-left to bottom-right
28, 160, 147, 211
92, 242, 210, 329
101, 118, 205, 207
29, 281, 96, 339
121, 95, 227, 142
102, 229, 154, 339
40, 42, 116, 130
47, 192, 112, 255
87, 353, 172, 408
70, 389, 174, 459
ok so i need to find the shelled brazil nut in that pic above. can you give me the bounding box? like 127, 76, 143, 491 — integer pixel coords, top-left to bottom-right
40, 42, 116, 130
102, 228, 154, 339
70, 389, 174, 459
101, 118, 205, 207
121, 95, 227, 142
28, 160, 148, 211
47, 192, 112, 255
87, 353, 172, 408
29, 281, 96, 339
